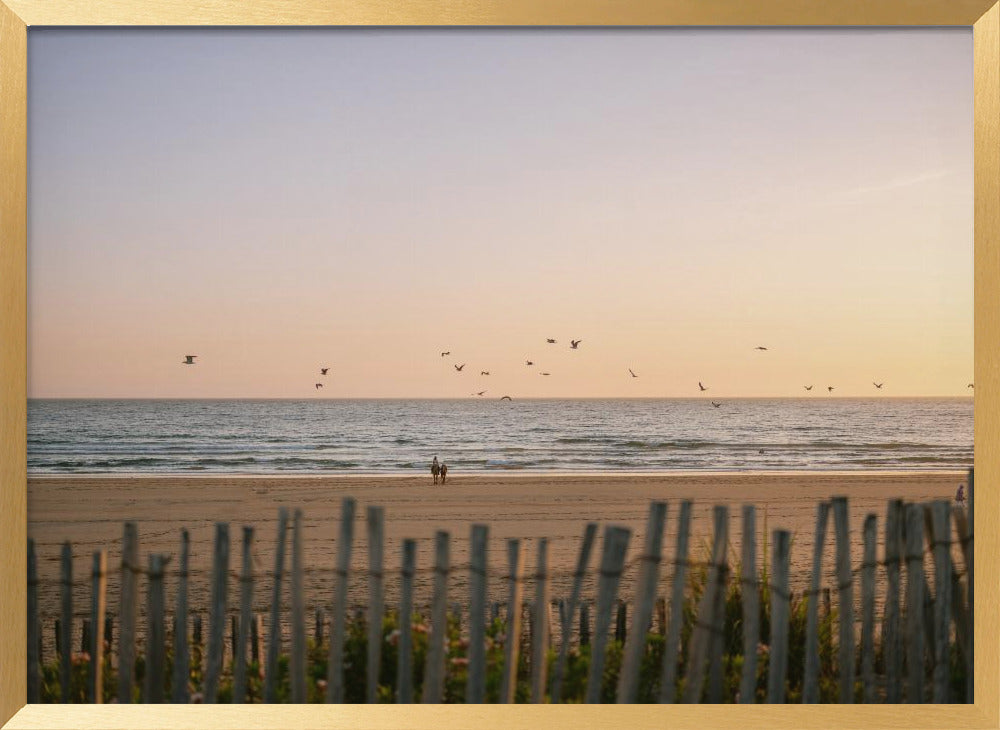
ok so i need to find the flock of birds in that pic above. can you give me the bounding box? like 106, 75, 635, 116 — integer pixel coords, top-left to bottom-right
180, 348, 975, 402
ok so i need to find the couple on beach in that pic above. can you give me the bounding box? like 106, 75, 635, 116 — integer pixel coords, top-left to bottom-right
431, 456, 449, 484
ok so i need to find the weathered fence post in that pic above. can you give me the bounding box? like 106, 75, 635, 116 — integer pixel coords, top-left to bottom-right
27, 539, 39, 703
87, 550, 106, 704
660, 500, 692, 703
930, 500, 952, 703
290, 509, 306, 703
860, 514, 877, 703
551, 522, 597, 703
585, 525, 631, 704
655, 598, 666, 636
531, 537, 550, 703
265, 507, 288, 703
234, 526, 254, 703
466, 524, 489, 704
904, 502, 926, 703
144, 554, 166, 703
204, 523, 230, 703
59, 542, 72, 703
831, 496, 854, 703
618, 501, 667, 703
252, 615, 262, 665
579, 603, 590, 647
314, 609, 324, 647
171, 529, 190, 703
327, 497, 355, 703
615, 601, 627, 644
81, 620, 91, 656
739, 504, 759, 704
802, 501, 829, 703
421, 530, 450, 704
967, 467, 974, 703
683, 505, 728, 704
500, 539, 525, 704
366, 506, 386, 704
397, 539, 417, 704
766, 530, 791, 703
884, 499, 903, 703
953, 500, 973, 703
118, 522, 139, 703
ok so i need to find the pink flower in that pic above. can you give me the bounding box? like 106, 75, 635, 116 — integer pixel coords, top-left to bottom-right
387, 629, 401, 646
413, 623, 430, 635
191, 692, 204, 704
450, 657, 469, 667
316, 679, 328, 691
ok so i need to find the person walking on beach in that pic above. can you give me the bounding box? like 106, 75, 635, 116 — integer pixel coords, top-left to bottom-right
440, 462, 449, 485
956, 482, 966, 506
431, 456, 440, 484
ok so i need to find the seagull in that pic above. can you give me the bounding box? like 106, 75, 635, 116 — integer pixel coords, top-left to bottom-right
526, 360, 534, 366
540, 372, 551, 376
320, 368, 329, 375
473, 390, 486, 396
827, 386, 835, 393
546, 339, 557, 344
440, 351, 450, 357
629, 369, 638, 378
183, 355, 197, 365
711, 401, 722, 408
698, 382, 708, 392
500, 395, 512, 401
480, 371, 490, 376
755, 346, 768, 351
315, 383, 323, 389
570, 340, 581, 349
454, 364, 465, 372
968, 383, 975, 389
804, 385, 813, 391
873, 382, 883, 389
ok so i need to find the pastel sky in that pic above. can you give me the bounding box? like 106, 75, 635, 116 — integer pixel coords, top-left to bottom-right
27, 29, 973, 399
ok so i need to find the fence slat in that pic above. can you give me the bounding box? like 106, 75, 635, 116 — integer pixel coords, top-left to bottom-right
966, 467, 974, 703
421, 530, 450, 704
466, 524, 489, 704
904, 502, 926, 704
618, 501, 667, 703
766, 530, 791, 703
531, 538, 550, 703
117, 522, 139, 704
683, 505, 728, 704
579, 603, 590, 647
59, 542, 72, 704
930, 500, 952, 703
660, 499, 692, 703
327, 497, 355, 703
397, 539, 417, 704
234, 526, 254, 703
831, 496, 854, 703
144, 554, 166, 703
290, 509, 307, 703
366, 506, 386, 704
264, 507, 288, 703
802, 501, 829, 703
551, 522, 597, 702
27, 539, 39, 703
252, 615, 262, 665
706, 524, 730, 704
860, 514, 877, 703
204, 523, 230, 703
86, 550, 106, 704
500, 539, 525, 704
739, 504, 759, 704
883, 499, 903, 703
585, 525, 631, 704
171, 529, 190, 703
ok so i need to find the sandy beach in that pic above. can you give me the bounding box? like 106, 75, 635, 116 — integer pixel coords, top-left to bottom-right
28, 470, 966, 652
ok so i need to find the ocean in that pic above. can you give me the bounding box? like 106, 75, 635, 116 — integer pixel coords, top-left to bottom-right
26, 398, 973, 474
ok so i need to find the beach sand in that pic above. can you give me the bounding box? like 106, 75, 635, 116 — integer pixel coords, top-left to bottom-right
28, 470, 966, 654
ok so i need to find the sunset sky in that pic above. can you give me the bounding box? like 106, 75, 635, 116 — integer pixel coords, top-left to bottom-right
27, 29, 973, 399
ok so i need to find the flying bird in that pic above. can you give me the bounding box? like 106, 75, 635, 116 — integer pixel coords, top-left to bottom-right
526, 360, 534, 366
629, 369, 638, 378
315, 383, 323, 390
183, 355, 197, 365
755, 346, 768, 351
711, 401, 722, 408
454, 364, 465, 372
827, 386, 835, 393
698, 382, 708, 392
480, 371, 490, 376
320, 368, 329, 375
968, 383, 975, 389
873, 382, 883, 389
570, 340, 581, 349
540, 372, 551, 376
546, 339, 557, 344
804, 385, 813, 391
440, 351, 450, 357
473, 391, 486, 396
500, 395, 512, 401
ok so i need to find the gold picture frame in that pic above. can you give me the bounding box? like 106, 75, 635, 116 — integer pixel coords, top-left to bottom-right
1, 1, 997, 727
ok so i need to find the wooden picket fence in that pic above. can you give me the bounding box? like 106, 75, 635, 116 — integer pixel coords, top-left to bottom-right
26, 483, 974, 704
